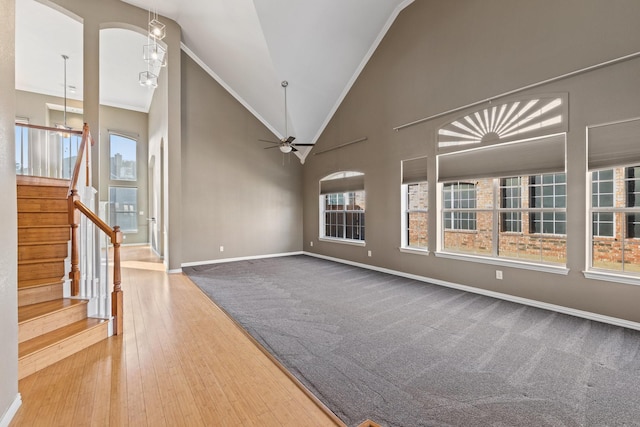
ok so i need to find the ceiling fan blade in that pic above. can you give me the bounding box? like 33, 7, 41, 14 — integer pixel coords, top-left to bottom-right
291, 143, 314, 147
258, 139, 280, 144
291, 146, 298, 152
285, 136, 295, 144
264, 145, 280, 149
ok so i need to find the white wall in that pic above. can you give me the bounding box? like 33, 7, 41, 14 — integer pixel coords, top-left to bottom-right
0, 0, 20, 423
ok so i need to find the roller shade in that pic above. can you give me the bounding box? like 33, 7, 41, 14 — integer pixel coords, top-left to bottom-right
588, 118, 640, 170
438, 134, 565, 182
320, 174, 365, 195
402, 156, 428, 184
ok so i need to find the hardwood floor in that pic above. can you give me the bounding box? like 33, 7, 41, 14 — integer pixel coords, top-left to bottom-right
11, 246, 341, 426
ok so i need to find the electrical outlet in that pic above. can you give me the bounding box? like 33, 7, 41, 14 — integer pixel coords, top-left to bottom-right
220, 246, 224, 252
368, 250, 372, 257
310, 241, 314, 247
496, 270, 503, 280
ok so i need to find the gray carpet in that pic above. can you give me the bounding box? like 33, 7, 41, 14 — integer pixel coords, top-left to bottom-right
184, 255, 640, 427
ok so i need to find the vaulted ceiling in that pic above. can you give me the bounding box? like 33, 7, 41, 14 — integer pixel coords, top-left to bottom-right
16, 0, 413, 160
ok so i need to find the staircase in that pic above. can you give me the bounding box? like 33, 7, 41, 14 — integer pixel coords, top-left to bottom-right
17, 175, 109, 380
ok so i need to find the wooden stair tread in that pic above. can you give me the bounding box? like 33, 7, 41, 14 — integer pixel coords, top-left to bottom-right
19, 318, 106, 359
19, 240, 69, 246
17, 199, 68, 212
18, 277, 65, 289
18, 298, 87, 324
17, 176, 70, 187
19, 257, 66, 265
18, 225, 70, 229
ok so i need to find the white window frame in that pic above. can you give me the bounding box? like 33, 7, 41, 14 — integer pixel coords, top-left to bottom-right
438, 175, 568, 272
108, 186, 139, 233
528, 173, 567, 236
500, 177, 522, 233
319, 191, 366, 245
109, 132, 138, 181
591, 169, 615, 238
401, 181, 428, 253
443, 182, 477, 231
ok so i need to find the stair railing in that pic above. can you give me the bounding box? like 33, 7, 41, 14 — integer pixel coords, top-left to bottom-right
68, 123, 124, 335
15, 123, 83, 178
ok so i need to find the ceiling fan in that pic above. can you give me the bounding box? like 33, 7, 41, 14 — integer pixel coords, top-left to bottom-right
260, 81, 314, 153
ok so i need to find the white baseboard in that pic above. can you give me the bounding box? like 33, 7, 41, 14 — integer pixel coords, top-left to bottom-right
181, 251, 304, 268
304, 251, 640, 332
0, 394, 22, 427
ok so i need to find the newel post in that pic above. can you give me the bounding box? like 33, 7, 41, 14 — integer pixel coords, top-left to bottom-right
68, 189, 80, 295
112, 226, 124, 335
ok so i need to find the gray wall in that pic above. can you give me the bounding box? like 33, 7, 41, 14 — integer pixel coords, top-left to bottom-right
148, 59, 169, 260
303, 0, 640, 322
181, 52, 303, 264
0, 0, 19, 421
48, 0, 182, 269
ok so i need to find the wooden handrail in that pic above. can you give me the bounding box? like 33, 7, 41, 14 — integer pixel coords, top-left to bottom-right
73, 199, 117, 240
14, 122, 84, 135
69, 123, 95, 193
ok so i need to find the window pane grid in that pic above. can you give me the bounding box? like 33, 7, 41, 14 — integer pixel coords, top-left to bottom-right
442, 175, 566, 265
109, 187, 138, 232
406, 182, 428, 249
443, 182, 477, 231
322, 191, 365, 241
590, 166, 640, 273
110, 134, 137, 181
500, 178, 522, 232
529, 173, 566, 235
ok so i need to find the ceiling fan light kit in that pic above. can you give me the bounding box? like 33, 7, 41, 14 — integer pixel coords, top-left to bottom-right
279, 143, 293, 153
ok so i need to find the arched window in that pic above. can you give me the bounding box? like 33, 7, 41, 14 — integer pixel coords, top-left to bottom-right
436, 95, 568, 266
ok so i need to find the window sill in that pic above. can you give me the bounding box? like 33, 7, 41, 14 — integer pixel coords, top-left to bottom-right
583, 270, 640, 286
319, 237, 366, 247
399, 247, 429, 256
435, 251, 569, 275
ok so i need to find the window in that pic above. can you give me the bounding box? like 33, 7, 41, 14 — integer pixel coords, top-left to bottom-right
500, 177, 522, 233
109, 187, 138, 232
592, 169, 614, 237
323, 192, 365, 241
587, 119, 640, 275
626, 167, 640, 238
15, 121, 29, 175
437, 96, 566, 148
589, 166, 640, 273
109, 132, 138, 234
401, 157, 429, 250
529, 173, 566, 235
320, 172, 365, 243
110, 133, 137, 181
443, 182, 476, 230
405, 182, 428, 248
437, 98, 567, 266
441, 175, 567, 264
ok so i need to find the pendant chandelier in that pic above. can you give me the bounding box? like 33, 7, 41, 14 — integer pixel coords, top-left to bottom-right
139, 7, 166, 88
